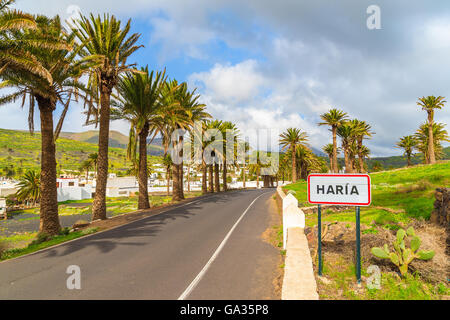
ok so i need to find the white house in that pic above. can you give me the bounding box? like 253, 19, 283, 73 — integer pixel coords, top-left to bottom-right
105, 177, 138, 197
0, 180, 18, 197
56, 178, 93, 202
0, 198, 7, 219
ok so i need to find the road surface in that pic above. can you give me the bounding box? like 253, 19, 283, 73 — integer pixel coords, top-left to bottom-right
0, 189, 281, 300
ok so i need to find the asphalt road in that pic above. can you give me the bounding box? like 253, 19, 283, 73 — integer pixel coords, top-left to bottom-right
0, 189, 281, 300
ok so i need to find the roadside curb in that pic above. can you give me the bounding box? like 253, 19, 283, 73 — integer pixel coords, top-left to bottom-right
276, 186, 319, 300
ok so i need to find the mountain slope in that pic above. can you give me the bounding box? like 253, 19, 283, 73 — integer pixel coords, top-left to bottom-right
60, 130, 164, 155
0, 129, 160, 177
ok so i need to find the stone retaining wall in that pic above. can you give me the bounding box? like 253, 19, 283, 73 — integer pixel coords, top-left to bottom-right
431, 188, 449, 227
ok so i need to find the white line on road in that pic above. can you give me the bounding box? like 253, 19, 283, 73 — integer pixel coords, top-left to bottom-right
178, 191, 270, 300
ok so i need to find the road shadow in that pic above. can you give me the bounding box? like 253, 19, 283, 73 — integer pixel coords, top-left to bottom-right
38, 189, 266, 259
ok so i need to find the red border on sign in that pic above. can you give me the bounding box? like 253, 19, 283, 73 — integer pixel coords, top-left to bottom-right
307, 174, 371, 206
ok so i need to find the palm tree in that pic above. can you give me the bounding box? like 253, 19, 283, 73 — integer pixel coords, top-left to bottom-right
175, 84, 209, 200
206, 120, 224, 193
337, 123, 355, 173
87, 152, 98, 178
0, 15, 94, 235
16, 170, 40, 205
322, 143, 334, 172
279, 128, 308, 182
319, 109, 348, 173
73, 14, 142, 220
162, 154, 173, 196
241, 141, 250, 188
350, 119, 374, 173
113, 67, 166, 209
0, 0, 50, 78
417, 96, 446, 164
220, 121, 239, 191
415, 122, 449, 163
396, 135, 417, 167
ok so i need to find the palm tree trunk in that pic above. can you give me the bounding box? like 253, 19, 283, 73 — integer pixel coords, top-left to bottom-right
243, 165, 246, 188
187, 164, 191, 193
202, 160, 207, 194
291, 145, 297, 183
214, 163, 220, 192
344, 146, 351, 173
92, 90, 111, 220
178, 135, 185, 200
172, 162, 181, 201
37, 97, 60, 235
332, 126, 338, 173
329, 155, 333, 173
256, 173, 260, 188
222, 159, 227, 191
358, 139, 365, 173
428, 113, 436, 164
138, 122, 150, 210
166, 166, 170, 196
407, 153, 412, 167
208, 164, 214, 193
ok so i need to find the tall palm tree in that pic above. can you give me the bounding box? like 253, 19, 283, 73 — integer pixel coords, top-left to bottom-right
241, 141, 250, 188
279, 128, 308, 182
113, 67, 166, 209
350, 119, 374, 173
73, 14, 142, 220
415, 122, 449, 163
417, 96, 446, 164
175, 84, 209, 200
220, 121, 239, 192
396, 135, 417, 167
16, 169, 40, 205
337, 123, 355, 173
0, 15, 94, 235
319, 109, 348, 173
208, 120, 224, 193
322, 143, 335, 173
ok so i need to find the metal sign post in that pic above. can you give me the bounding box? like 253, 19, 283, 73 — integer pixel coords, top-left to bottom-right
318, 204, 322, 276
307, 174, 371, 283
355, 206, 361, 283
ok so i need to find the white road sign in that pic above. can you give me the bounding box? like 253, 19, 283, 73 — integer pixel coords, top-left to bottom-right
307, 174, 371, 206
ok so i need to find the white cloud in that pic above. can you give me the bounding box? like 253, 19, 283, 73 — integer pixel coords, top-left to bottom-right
189, 60, 267, 104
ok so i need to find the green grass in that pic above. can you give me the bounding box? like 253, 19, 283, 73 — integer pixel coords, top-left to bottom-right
285, 161, 450, 221
8, 195, 180, 218
0, 227, 98, 261
319, 259, 448, 300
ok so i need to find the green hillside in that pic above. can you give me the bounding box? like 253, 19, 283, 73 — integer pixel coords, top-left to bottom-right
285, 161, 450, 220
0, 129, 161, 177
59, 130, 164, 155
330, 146, 450, 171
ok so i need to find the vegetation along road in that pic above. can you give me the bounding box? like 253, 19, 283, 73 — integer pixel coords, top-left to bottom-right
0, 189, 281, 300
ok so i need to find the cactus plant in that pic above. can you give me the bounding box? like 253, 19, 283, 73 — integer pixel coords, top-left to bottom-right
371, 227, 435, 277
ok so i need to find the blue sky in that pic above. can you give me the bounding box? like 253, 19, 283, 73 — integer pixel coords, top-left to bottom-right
1, 0, 450, 157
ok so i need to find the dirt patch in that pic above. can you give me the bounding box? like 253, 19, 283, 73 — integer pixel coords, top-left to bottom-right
261, 195, 284, 299
305, 221, 448, 284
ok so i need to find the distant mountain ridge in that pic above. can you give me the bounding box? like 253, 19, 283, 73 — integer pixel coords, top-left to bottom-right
59, 130, 164, 156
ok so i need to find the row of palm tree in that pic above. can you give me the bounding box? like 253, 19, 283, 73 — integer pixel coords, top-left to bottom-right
397, 96, 448, 166
279, 128, 328, 181
1, 1, 251, 235
318, 109, 374, 173
397, 123, 449, 166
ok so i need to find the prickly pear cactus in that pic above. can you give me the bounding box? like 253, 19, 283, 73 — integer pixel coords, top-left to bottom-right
371, 227, 435, 277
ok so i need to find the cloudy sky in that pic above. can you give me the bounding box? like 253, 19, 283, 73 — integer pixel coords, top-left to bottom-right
1, 0, 450, 156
